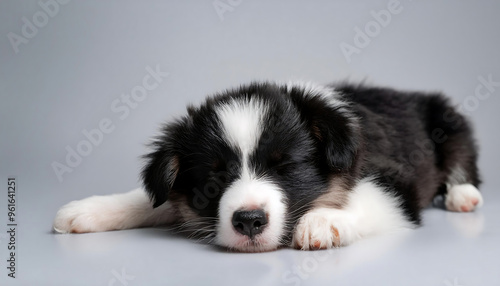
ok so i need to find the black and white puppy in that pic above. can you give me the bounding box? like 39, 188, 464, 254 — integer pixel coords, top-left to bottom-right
53, 82, 483, 252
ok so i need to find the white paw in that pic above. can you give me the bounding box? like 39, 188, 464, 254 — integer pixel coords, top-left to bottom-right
292, 208, 356, 250
53, 195, 124, 234
445, 184, 483, 213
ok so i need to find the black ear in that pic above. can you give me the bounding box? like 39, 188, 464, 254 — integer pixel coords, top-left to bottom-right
287, 87, 360, 172
141, 144, 179, 208
141, 120, 185, 208
313, 112, 360, 172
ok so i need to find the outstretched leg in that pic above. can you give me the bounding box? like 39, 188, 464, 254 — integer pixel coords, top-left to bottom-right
53, 188, 177, 233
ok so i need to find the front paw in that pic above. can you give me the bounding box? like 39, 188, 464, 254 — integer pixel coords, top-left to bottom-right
53, 196, 114, 234
292, 208, 355, 250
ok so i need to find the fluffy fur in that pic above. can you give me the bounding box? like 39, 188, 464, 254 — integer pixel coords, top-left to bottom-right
53, 81, 482, 252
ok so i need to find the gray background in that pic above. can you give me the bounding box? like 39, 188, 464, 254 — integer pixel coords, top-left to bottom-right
1, 1, 499, 285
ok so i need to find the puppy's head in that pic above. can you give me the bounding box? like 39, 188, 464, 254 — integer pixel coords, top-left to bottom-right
141, 82, 360, 252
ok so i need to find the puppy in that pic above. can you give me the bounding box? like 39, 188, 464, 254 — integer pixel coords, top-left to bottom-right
53, 81, 482, 252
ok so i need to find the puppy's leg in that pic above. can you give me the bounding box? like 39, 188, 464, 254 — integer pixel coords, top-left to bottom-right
293, 179, 414, 250
53, 188, 177, 233
441, 145, 483, 212
424, 95, 482, 212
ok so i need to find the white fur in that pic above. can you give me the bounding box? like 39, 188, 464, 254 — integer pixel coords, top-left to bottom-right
445, 183, 483, 212
216, 98, 267, 154
216, 177, 286, 252
293, 178, 414, 250
283, 81, 346, 109
281, 81, 359, 130
282, 80, 357, 119
53, 188, 176, 233
215, 98, 287, 252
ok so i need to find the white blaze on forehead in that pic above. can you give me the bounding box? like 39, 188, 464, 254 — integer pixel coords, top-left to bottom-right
215, 98, 286, 251
216, 97, 267, 156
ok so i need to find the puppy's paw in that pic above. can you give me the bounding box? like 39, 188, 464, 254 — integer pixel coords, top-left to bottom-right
292, 208, 355, 250
53, 196, 123, 234
445, 184, 483, 213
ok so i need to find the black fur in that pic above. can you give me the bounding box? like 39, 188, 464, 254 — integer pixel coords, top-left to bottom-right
141, 82, 480, 240
336, 84, 480, 222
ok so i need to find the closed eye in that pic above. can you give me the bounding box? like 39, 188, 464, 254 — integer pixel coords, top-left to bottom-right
268, 152, 296, 170
268, 151, 284, 167
211, 158, 224, 171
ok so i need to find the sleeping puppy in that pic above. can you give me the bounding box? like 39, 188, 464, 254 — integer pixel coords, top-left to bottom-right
53, 82, 483, 252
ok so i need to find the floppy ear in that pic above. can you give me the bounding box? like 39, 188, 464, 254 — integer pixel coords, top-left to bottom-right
287, 87, 360, 172
141, 146, 179, 208
141, 122, 184, 208
313, 111, 360, 172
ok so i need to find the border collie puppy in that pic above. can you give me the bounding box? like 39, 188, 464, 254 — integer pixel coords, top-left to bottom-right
53, 82, 482, 252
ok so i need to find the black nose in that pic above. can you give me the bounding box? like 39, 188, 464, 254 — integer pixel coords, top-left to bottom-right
232, 209, 268, 239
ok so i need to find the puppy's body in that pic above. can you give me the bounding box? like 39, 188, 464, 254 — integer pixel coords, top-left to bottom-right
54, 82, 482, 252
